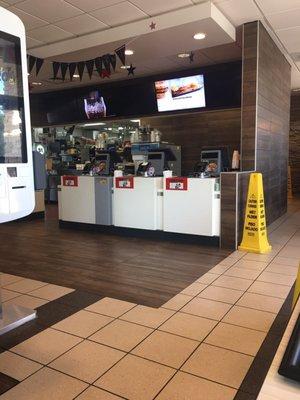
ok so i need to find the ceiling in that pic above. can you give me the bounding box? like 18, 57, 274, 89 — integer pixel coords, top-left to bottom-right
1, 0, 300, 91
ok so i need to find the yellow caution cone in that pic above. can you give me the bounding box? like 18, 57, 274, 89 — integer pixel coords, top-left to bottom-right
238, 173, 272, 254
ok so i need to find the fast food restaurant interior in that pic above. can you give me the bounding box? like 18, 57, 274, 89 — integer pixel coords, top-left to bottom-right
1, 1, 300, 399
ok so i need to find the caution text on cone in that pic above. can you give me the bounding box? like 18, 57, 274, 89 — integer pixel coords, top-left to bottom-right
238, 173, 272, 254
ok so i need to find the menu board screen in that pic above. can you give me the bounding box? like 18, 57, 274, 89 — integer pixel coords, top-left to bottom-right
155, 74, 206, 112
0, 31, 27, 163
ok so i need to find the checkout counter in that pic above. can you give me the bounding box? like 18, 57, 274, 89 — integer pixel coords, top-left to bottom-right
58, 143, 225, 239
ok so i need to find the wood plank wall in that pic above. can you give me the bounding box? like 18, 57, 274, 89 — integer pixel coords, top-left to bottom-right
290, 95, 300, 194
141, 108, 241, 176
221, 21, 291, 249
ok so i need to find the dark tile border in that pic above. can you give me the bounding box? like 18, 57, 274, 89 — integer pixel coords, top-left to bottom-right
234, 285, 295, 399
0, 372, 19, 395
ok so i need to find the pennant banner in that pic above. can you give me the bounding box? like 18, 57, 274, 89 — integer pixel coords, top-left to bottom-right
52, 62, 60, 80
28, 55, 36, 74
85, 59, 94, 79
115, 44, 126, 66
35, 57, 44, 76
102, 54, 111, 75
95, 57, 103, 75
69, 62, 77, 81
60, 62, 68, 81
109, 54, 116, 71
77, 61, 85, 81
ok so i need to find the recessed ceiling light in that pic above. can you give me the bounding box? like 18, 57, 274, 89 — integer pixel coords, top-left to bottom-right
125, 49, 134, 55
130, 119, 140, 123
73, 74, 80, 78
83, 122, 106, 127
31, 82, 42, 86
178, 53, 190, 58
120, 65, 131, 69
193, 32, 206, 40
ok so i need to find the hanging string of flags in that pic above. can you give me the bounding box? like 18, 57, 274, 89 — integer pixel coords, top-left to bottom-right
27, 44, 126, 81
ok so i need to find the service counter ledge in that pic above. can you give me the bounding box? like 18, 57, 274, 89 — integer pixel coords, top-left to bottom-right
58, 175, 221, 243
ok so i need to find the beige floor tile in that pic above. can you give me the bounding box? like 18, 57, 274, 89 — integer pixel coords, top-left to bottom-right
196, 273, 220, 285
181, 343, 253, 388
272, 256, 299, 267
132, 330, 198, 368
76, 387, 123, 399
278, 245, 300, 259
243, 253, 276, 263
1, 289, 20, 302
90, 319, 153, 351
212, 275, 253, 291
237, 292, 285, 314
0, 367, 88, 400
224, 266, 261, 280
0, 274, 24, 286
50, 340, 124, 383
86, 297, 136, 318
228, 250, 247, 260
233, 259, 268, 271
3, 279, 48, 294
198, 285, 244, 304
205, 322, 266, 356
156, 371, 237, 400
257, 271, 296, 286
209, 264, 232, 275
219, 256, 239, 266
161, 293, 193, 311
159, 312, 217, 341
265, 264, 298, 276
222, 306, 276, 332
95, 354, 175, 400
52, 310, 113, 338
248, 281, 291, 299
181, 297, 231, 321
120, 305, 174, 328
29, 284, 74, 300
11, 328, 82, 364
180, 282, 207, 296
0, 351, 42, 381
4, 294, 49, 309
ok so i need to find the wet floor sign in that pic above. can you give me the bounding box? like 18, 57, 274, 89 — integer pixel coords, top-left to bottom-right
238, 173, 272, 254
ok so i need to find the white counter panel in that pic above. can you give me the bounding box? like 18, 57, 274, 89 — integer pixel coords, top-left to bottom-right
113, 177, 163, 230
59, 176, 95, 224
163, 178, 220, 236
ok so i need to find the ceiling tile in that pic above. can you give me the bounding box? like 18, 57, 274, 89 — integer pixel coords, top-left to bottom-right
66, 0, 122, 12
55, 14, 108, 35
28, 24, 74, 43
267, 8, 300, 31
0, 0, 8, 6
256, 0, 300, 15
8, 6, 48, 30
15, 0, 83, 23
277, 26, 300, 53
2, 0, 21, 4
90, 1, 147, 27
130, 0, 192, 16
26, 35, 44, 48
213, 0, 261, 26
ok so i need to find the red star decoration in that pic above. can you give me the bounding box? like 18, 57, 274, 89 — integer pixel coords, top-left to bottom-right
150, 21, 156, 30
100, 70, 110, 78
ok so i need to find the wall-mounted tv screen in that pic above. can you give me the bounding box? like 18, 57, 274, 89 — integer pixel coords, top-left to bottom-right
155, 74, 205, 112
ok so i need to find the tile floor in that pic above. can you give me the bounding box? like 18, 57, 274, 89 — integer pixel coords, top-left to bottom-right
0, 206, 299, 399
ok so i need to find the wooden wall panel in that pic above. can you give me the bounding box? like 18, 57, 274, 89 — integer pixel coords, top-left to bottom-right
142, 108, 241, 175
290, 95, 300, 194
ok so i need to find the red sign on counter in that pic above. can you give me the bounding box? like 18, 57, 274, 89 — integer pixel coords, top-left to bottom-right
63, 176, 78, 187
166, 177, 188, 191
116, 176, 134, 189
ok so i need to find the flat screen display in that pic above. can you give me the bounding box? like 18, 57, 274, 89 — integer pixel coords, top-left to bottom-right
0, 31, 27, 163
155, 74, 205, 112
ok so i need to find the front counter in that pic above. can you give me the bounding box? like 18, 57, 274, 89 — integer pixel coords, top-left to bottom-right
58, 175, 220, 239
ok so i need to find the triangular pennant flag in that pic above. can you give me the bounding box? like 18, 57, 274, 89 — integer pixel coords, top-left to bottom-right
115, 44, 126, 65
77, 62, 85, 81
52, 62, 60, 80
102, 54, 111, 74
28, 55, 36, 74
95, 57, 103, 75
60, 63, 68, 81
109, 54, 116, 71
85, 59, 94, 79
100, 70, 110, 79
35, 57, 44, 76
69, 62, 77, 81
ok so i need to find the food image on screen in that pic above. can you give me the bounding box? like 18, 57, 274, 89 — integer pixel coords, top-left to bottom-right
155, 74, 205, 112
0, 31, 26, 164
84, 90, 106, 119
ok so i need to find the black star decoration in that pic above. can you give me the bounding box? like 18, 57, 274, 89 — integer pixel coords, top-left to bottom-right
189, 51, 194, 63
127, 64, 136, 76
150, 21, 156, 30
